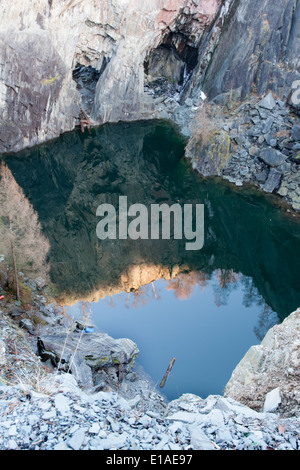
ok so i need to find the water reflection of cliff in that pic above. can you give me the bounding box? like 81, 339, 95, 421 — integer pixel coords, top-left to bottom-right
105, 269, 279, 341
4, 120, 300, 320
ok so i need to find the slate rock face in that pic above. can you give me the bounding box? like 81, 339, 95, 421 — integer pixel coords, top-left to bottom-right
0, 0, 221, 153
193, 0, 300, 103
0, 29, 80, 154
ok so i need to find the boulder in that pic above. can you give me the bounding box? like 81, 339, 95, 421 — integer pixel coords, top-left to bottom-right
263, 387, 281, 413
258, 148, 286, 167
37, 331, 139, 390
212, 87, 243, 107
261, 168, 281, 193
224, 308, 300, 416
187, 130, 231, 177
258, 92, 276, 111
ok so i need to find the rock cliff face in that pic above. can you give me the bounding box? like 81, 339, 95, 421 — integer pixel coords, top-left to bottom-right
225, 308, 300, 417
0, 0, 299, 211
0, 0, 221, 153
186, 0, 300, 104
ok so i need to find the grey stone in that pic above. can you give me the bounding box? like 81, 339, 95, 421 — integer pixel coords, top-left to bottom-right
291, 124, 300, 141
7, 439, 18, 450
280, 139, 294, 149
277, 161, 291, 174
156, 434, 170, 450
263, 387, 281, 413
278, 184, 289, 197
189, 425, 216, 450
42, 410, 56, 420
67, 428, 86, 450
259, 148, 286, 167
263, 117, 274, 134
54, 394, 70, 416
234, 135, 246, 146
248, 126, 263, 137
165, 411, 197, 423
212, 87, 242, 106
27, 414, 39, 426
38, 332, 139, 390
216, 428, 232, 443
8, 425, 17, 436
257, 108, 269, 119
259, 93, 276, 111
249, 146, 258, 156
99, 433, 127, 449
53, 441, 69, 450
187, 130, 231, 177
184, 98, 194, 107
262, 168, 282, 193
255, 171, 268, 183
200, 409, 225, 428
89, 422, 100, 434
18, 319, 34, 331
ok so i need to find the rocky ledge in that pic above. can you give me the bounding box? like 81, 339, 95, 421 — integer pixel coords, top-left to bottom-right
183, 91, 300, 213
0, 274, 299, 450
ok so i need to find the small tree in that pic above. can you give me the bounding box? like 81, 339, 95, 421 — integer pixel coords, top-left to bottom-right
0, 162, 50, 299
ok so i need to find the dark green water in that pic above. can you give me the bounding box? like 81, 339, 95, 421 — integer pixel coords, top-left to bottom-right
3, 120, 300, 399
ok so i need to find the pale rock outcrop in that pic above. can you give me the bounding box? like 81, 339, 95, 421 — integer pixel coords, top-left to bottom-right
225, 308, 300, 417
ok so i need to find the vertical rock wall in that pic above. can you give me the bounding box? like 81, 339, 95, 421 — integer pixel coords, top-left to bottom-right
0, 0, 221, 153
187, 0, 300, 103
0, 0, 299, 154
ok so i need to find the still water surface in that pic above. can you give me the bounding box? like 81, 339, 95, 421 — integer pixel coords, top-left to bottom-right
3, 120, 300, 400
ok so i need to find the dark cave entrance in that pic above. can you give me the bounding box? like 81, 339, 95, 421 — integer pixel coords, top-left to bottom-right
72, 60, 108, 114
144, 33, 199, 100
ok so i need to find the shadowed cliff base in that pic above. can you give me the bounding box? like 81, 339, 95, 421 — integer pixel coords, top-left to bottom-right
2, 120, 300, 321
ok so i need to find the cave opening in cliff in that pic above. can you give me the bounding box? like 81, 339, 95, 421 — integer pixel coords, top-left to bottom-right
144, 33, 199, 100
72, 60, 108, 114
